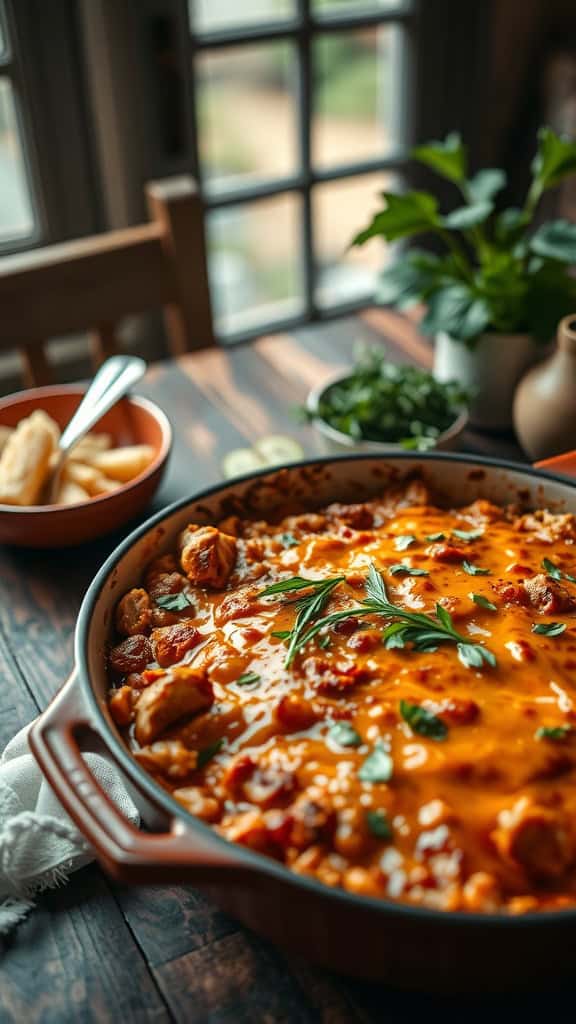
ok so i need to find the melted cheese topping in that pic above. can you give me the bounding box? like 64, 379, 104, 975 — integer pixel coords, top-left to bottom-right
107, 483, 576, 914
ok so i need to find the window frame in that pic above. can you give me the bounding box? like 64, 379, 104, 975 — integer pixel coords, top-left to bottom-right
188, 0, 416, 343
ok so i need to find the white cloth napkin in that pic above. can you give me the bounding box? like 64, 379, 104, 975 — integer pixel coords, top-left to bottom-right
0, 720, 139, 935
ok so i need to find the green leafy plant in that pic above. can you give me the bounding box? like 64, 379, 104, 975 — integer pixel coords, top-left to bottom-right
353, 128, 576, 343
306, 347, 467, 448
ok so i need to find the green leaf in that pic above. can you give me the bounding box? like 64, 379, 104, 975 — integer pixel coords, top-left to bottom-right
532, 127, 576, 192
443, 202, 493, 230
457, 642, 496, 669
260, 576, 320, 595
388, 564, 429, 577
271, 630, 290, 640
531, 622, 566, 637
452, 528, 483, 541
197, 738, 224, 769
400, 700, 447, 740
435, 603, 455, 632
530, 220, 576, 263
412, 132, 467, 183
394, 534, 416, 551
156, 592, 194, 612
366, 809, 393, 840
376, 251, 444, 309
318, 634, 331, 649
535, 725, 572, 741
419, 284, 490, 342
470, 593, 497, 612
365, 563, 389, 604
353, 192, 440, 246
467, 168, 506, 203
235, 671, 261, 686
462, 561, 490, 576
358, 743, 394, 782
426, 532, 445, 541
542, 558, 576, 584
328, 721, 362, 748
494, 207, 529, 244
278, 532, 299, 548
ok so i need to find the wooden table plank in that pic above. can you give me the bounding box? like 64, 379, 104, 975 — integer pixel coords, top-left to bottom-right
0, 314, 533, 1022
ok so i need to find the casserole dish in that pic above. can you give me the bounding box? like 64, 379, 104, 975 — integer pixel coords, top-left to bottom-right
30, 452, 576, 991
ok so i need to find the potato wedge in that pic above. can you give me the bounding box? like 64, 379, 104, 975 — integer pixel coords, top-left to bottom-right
92, 444, 155, 482
0, 415, 53, 505
55, 479, 90, 505
0, 425, 13, 455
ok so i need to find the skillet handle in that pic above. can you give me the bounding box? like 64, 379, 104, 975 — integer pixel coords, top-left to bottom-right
534, 450, 576, 476
29, 671, 246, 884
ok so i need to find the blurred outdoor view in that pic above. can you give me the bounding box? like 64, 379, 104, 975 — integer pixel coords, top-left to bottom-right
0, 77, 34, 243
193, 0, 399, 335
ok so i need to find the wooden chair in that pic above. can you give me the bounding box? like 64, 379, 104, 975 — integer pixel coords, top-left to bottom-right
0, 176, 215, 386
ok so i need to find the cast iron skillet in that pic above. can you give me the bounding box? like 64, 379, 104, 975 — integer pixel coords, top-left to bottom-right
29, 452, 576, 992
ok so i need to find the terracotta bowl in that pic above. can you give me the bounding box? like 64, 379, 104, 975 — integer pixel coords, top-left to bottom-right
0, 384, 172, 548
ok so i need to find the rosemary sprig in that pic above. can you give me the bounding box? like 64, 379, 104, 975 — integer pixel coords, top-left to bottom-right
290, 564, 497, 670
259, 574, 346, 666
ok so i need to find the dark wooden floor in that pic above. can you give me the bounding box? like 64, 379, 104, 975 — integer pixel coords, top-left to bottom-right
0, 311, 567, 1023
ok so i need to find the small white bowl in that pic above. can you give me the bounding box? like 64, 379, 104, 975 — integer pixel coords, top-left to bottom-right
306, 372, 469, 456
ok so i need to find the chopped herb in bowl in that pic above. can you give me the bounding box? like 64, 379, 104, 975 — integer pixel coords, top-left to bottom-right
305, 348, 468, 451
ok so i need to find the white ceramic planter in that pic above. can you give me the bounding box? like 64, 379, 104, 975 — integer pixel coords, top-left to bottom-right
434, 331, 540, 432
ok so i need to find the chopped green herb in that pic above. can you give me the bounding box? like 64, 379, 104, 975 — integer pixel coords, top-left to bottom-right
394, 534, 416, 551
426, 532, 445, 542
542, 558, 576, 584
328, 721, 362, 748
470, 593, 497, 612
366, 808, 393, 840
278, 532, 299, 549
457, 643, 497, 669
318, 634, 331, 649
388, 563, 429, 577
452, 528, 483, 541
197, 738, 224, 769
271, 630, 291, 640
535, 725, 572, 741
462, 561, 490, 576
359, 742, 394, 783
400, 699, 448, 740
531, 622, 567, 637
156, 592, 194, 612
235, 671, 261, 686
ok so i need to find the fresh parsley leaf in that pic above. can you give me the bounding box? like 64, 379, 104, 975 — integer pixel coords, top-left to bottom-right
426, 532, 445, 541
542, 558, 576, 584
278, 532, 299, 549
535, 725, 572, 741
389, 563, 429, 577
197, 738, 224, 769
365, 562, 390, 604
235, 671, 261, 686
259, 574, 346, 666
328, 721, 362, 748
358, 743, 394, 782
400, 700, 447, 740
394, 534, 416, 551
260, 576, 324, 596
271, 630, 291, 640
462, 561, 490, 576
457, 642, 496, 669
470, 593, 497, 612
531, 622, 566, 637
156, 592, 194, 612
366, 809, 393, 840
452, 528, 483, 541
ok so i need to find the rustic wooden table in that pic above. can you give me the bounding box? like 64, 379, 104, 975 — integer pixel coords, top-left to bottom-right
0, 311, 566, 1022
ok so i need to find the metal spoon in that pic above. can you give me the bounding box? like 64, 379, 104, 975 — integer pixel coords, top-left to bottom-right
48, 355, 147, 503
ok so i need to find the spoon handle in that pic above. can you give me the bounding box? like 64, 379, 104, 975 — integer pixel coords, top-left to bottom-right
58, 355, 147, 456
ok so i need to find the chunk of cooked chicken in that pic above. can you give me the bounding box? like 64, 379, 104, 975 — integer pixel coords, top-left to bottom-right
115, 588, 152, 636
179, 525, 237, 588
134, 665, 214, 745
523, 573, 576, 615
109, 634, 153, 675
492, 797, 571, 880
151, 622, 202, 667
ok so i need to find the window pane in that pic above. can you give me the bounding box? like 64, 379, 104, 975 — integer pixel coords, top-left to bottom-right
313, 173, 393, 308
190, 0, 295, 35
0, 79, 34, 242
312, 25, 400, 169
208, 193, 304, 337
197, 42, 298, 193
313, 0, 409, 13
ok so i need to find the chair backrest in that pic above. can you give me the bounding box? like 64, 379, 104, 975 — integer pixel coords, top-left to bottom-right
0, 176, 215, 386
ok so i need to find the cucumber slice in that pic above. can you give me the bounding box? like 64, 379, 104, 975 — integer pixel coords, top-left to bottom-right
221, 448, 266, 480
253, 434, 305, 467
